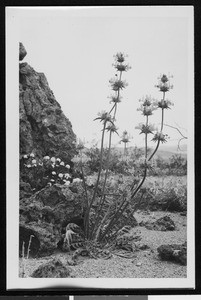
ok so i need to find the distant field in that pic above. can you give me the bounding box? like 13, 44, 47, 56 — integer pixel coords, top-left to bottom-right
146, 175, 187, 186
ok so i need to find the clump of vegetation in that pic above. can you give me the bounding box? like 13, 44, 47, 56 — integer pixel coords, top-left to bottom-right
20, 153, 82, 191
136, 177, 187, 212
72, 54, 175, 246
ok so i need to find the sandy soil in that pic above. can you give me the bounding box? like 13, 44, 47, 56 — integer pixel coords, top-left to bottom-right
19, 211, 187, 278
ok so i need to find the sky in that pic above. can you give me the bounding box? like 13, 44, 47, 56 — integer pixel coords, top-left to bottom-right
16, 6, 193, 149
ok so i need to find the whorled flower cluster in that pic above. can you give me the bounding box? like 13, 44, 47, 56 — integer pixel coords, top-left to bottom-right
137, 96, 157, 116
155, 74, 173, 92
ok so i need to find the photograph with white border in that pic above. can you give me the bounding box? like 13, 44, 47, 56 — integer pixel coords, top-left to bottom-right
6, 6, 194, 290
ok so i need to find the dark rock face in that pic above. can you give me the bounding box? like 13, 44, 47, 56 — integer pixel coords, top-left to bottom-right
157, 241, 187, 265
31, 258, 73, 278
19, 42, 27, 61
19, 45, 76, 161
140, 215, 175, 231
20, 184, 84, 256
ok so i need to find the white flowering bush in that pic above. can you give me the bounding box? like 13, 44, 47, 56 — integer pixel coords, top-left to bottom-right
20, 153, 82, 191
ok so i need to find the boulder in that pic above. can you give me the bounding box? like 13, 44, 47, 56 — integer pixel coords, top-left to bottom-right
20, 184, 85, 256
19, 42, 27, 61
19, 43, 76, 162
140, 215, 175, 231
157, 241, 187, 265
31, 258, 73, 278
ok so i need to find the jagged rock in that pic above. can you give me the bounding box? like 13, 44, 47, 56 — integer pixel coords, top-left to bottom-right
19, 42, 27, 61
31, 258, 73, 277
157, 242, 187, 265
139, 215, 175, 231
20, 180, 33, 199
19, 45, 76, 162
20, 184, 84, 256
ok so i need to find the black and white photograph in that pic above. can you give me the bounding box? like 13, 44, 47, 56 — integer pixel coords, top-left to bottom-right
6, 6, 194, 290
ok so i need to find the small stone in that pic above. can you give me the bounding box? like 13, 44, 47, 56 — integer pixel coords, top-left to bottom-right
136, 262, 142, 266
19, 42, 27, 61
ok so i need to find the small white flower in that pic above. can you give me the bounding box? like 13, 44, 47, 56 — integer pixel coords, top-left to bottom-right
58, 173, 63, 178
32, 159, 37, 164
47, 182, 52, 186
43, 156, 50, 160
30, 153, 35, 158
23, 154, 28, 159
26, 164, 32, 168
52, 171, 56, 175
38, 163, 43, 166
64, 173, 70, 179
60, 161, 65, 166
56, 158, 61, 162
73, 178, 81, 183
51, 157, 56, 163
64, 181, 70, 186
50, 179, 55, 182
66, 164, 70, 169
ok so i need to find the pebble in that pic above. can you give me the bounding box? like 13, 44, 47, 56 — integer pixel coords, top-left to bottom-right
136, 262, 142, 266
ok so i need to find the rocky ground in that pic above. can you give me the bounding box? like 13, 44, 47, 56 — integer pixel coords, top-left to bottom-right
19, 211, 187, 278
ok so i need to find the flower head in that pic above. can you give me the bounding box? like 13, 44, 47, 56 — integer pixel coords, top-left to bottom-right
109, 77, 128, 91
56, 158, 61, 163
52, 171, 56, 175
30, 153, 35, 158
120, 130, 130, 143
32, 159, 37, 164
106, 124, 119, 135
43, 156, 50, 160
73, 178, 82, 183
60, 161, 65, 166
157, 99, 173, 109
113, 63, 131, 72
51, 157, 56, 163
152, 132, 169, 143
138, 96, 157, 116
114, 52, 127, 63
155, 74, 173, 92
58, 173, 63, 178
23, 154, 28, 159
94, 111, 113, 123
66, 164, 70, 169
135, 123, 155, 135
108, 94, 122, 104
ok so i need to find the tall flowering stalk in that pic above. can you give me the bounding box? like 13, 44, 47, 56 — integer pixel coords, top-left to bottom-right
84, 52, 130, 239
98, 74, 173, 243
120, 130, 131, 155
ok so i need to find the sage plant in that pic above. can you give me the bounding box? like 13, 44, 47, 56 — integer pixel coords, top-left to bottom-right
84, 52, 130, 239
98, 74, 173, 243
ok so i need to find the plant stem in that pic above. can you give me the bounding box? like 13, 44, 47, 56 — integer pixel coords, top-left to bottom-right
85, 121, 107, 238
148, 91, 165, 161
98, 196, 128, 242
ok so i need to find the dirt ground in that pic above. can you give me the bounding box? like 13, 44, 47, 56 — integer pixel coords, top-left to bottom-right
19, 211, 187, 278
